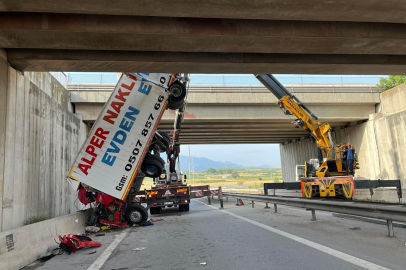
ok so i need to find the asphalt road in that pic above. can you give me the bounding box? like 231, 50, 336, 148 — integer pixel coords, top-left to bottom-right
25, 199, 406, 270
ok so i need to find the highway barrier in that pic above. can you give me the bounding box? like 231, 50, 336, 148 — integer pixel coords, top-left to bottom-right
222, 192, 406, 237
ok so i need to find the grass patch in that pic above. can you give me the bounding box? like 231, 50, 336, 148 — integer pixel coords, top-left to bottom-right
353, 198, 388, 203
24, 216, 48, 225
246, 183, 264, 189
141, 168, 283, 189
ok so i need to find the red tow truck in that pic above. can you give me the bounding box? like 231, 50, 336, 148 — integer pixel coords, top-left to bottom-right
131, 95, 219, 215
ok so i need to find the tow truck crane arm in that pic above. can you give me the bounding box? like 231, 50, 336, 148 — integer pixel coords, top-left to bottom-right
256, 75, 403, 201
255, 74, 359, 179
255, 74, 334, 158
167, 101, 186, 173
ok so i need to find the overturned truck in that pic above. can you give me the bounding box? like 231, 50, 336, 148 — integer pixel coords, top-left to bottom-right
67, 73, 189, 228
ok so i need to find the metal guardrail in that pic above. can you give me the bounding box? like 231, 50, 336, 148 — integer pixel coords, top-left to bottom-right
67, 73, 383, 86
67, 84, 380, 94
222, 192, 406, 236
222, 189, 264, 194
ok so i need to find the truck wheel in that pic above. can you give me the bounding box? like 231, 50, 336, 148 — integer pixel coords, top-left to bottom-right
150, 132, 170, 152
184, 203, 190, 212
155, 207, 162, 214
126, 204, 148, 225
158, 132, 171, 151
179, 204, 185, 212
168, 81, 186, 103
150, 207, 161, 215
167, 99, 184, 110
142, 155, 165, 178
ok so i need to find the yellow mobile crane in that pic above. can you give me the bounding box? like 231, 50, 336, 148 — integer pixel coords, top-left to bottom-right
255, 74, 358, 198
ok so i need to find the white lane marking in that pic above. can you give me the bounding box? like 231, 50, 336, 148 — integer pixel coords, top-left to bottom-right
196, 200, 390, 270
87, 230, 129, 270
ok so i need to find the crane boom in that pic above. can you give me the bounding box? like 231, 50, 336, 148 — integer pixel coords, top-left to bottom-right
255, 74, 360, 198
255, 74, 334, 156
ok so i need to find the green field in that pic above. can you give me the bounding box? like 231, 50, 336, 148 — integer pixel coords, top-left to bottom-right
141, 167, 283, 190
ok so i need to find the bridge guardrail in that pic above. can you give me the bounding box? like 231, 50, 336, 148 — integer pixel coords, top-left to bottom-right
67, 84, 380, 94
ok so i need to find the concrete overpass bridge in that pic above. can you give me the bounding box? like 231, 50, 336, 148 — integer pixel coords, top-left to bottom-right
69, 84, 380, 144
2, 1, 406, 74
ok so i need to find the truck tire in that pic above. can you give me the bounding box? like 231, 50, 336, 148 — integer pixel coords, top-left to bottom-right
126, 204, 148, 225
179, 204, 185, 212
150, 206, 161, 215
167, 99, 184, 110
142, 155, 165, 178
184, 203, 190, 212
168, 81, 186, 103
150, 132, 170, 152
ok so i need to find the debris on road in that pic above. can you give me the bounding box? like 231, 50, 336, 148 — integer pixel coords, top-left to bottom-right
58, 235, 101, 254
87, 251, 97, 255
86, 226, 101, 233
200, 262, 207, 266
150, 218, 163, 222
101, 226, 110, 230
139, 220, 154, 226
95, 233, 105, 237
349, 227, 361, 230
38, 245, 60, 262
132, 247, 146, 251
236, 199, 244, 206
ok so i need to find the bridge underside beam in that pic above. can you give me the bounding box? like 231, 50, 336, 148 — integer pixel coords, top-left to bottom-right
8, 49, 406, 74
74, 103, 374, 126
3, 12, 406, 74
1, 2, 405, 25
2, 13, 406, 55
81, 117, 360, 144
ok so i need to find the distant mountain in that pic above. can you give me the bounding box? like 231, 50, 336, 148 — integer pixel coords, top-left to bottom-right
178, 156, 242, 172
159, 154, 271, 172
245, 165, 271, 169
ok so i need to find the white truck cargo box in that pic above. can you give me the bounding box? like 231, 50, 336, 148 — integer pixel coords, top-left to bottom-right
68, 73, 171, 199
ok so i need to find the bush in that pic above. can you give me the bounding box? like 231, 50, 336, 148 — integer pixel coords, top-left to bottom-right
377, 75, 406, 90
237, 180, 245, 185
231, 172, 239, 178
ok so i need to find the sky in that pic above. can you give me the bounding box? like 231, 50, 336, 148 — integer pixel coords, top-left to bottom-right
181, 144, 281, 168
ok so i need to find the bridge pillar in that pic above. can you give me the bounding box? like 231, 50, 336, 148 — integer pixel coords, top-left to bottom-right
0, 49, 8, 233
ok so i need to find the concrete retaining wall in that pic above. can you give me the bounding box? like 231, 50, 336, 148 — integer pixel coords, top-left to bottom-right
0, 52, 86, 232
280, 138, 317, 184
280, 84, 406, 202
0, 210, 88, 270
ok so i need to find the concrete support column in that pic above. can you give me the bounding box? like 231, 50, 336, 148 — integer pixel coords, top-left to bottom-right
0, 49, 8, 233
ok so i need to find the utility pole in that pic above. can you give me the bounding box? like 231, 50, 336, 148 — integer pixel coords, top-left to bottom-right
192, 155, 195, 186
224, 161, 227, 187
188, 145, 191, 186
